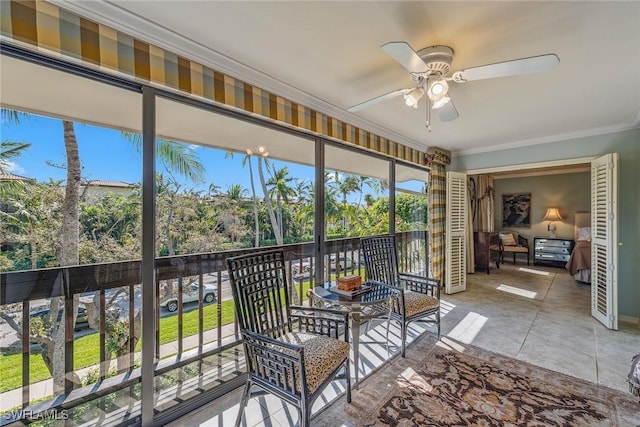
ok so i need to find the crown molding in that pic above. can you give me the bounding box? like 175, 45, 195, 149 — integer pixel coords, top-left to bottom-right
452, 122, 640, 157
464, 156, 597, 175
48, 0, 425, 152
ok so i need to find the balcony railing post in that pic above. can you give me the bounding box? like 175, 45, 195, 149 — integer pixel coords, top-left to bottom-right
99, 290, 107, 381
64, 289, 74, 393
141, 85, 157, 426
21, 302, 29, 408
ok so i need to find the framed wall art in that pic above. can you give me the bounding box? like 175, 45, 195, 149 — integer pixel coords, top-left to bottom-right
502, 193, 531, 227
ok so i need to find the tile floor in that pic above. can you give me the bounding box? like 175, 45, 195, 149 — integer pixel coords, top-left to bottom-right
170, 262, 640, 426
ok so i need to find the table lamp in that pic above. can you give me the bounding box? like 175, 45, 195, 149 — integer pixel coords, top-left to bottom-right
542, 208, 564, 238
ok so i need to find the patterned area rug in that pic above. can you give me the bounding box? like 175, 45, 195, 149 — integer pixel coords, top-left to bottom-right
314, 336, 640, 427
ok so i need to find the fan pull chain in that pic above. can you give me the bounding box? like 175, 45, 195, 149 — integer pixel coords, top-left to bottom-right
425, 95, 432, 132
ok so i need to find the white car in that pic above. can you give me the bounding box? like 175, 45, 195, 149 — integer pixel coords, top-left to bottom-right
160, 283, 218, 312
292, 261, 313, 276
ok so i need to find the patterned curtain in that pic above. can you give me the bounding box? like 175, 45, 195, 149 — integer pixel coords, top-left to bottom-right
477, 175, 495, 231
426, 148, 451, 281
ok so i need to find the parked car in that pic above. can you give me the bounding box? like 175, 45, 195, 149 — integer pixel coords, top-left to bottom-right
292, 261, 313, 277
329, 255, 356, 271
29, 304, 89, 330
160, 283, 218, 312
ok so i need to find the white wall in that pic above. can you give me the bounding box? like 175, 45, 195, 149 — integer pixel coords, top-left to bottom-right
494, 172, 590, 243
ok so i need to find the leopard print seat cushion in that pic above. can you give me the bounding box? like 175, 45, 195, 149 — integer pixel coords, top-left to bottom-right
278, 331, 349, 393
402, 290, 439, 317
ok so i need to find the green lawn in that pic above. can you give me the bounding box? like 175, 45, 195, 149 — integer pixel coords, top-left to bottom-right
0, 280, 316, 393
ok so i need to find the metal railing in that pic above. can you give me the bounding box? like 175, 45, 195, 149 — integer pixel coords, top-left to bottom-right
0, 231, 427, 425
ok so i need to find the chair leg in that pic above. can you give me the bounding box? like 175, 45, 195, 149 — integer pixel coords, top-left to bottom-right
437, 311, 441, 340
300, 399, 310, 427
385, 310, 392, 361
234, 381, 251, 427
400, 322, 407, 358
345, 359, 352, 403
513, 253, 516, 264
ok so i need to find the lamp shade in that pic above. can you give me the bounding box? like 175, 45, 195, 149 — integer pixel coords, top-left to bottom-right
542, 208, 564, 222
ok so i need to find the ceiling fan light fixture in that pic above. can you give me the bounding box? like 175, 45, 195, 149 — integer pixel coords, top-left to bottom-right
427, 79, 449, 101
432, 96, 451, 109
403, 87, 424, 108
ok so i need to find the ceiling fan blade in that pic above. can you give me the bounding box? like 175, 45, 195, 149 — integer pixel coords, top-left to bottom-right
347, 88, 409, 112
453, 54, 559, 82
437, 99, 459, 122
381, 42, 430, 73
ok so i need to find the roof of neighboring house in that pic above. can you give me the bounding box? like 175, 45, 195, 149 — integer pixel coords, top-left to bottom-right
0, 173, 36, 183
85, 180, 133, 188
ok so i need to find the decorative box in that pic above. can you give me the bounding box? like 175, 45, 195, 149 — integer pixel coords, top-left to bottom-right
337, 275, 362, 291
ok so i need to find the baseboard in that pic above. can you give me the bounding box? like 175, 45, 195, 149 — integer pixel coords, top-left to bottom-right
619, 315, 639, 325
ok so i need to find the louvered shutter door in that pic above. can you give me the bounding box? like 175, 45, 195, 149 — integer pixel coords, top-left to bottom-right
591, 153, 618, 330
445, 172, 467, 294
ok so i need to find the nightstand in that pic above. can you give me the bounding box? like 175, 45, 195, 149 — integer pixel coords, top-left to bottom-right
533, 238, 575, 267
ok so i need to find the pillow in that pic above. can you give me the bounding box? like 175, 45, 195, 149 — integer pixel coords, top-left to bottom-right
499, 232, 517, 246
577, 227, 591, 241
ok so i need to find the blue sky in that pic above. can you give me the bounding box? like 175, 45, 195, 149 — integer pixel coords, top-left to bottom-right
2, 113, 422, 198
1, 113, 316, 198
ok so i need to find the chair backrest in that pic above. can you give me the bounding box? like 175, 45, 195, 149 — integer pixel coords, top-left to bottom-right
361, 235, 399, 284
226, 249, 291, 339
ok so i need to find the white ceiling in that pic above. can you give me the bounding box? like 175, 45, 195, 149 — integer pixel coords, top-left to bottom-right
54, 1, 640, 156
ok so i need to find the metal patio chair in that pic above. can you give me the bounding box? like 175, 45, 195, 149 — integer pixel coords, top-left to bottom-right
226, 249, 351, 427
360, 235, 441, 357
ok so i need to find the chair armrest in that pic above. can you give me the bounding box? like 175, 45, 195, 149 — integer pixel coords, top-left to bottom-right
398, 273, 441, 300
243, 329, 303, 353
517, 235, 529, 248
241, 329, 306, 396
288, 305, 349, 342
490, 233, 504, 251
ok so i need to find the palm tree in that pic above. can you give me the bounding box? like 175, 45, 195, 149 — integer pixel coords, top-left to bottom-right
0, 140, 31, 173
122, 133, 206, 183
257, 157, 283, 245
338, 175, 361, 205
226, 152, 261, 247
294, 179, 311, 204
298, 176, 341, 237
356, 176, 384, 208
225, 183, 247, 202
2, 110, 207, 393
266, 166, 297, 242
0, 140, 32, 198
208, 182, 221, 198
3, 180, 64, 269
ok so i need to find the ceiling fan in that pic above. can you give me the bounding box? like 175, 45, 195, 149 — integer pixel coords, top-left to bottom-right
348, 42, 559, 131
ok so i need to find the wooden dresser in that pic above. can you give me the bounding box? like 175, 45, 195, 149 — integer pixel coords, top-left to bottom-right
474, 231, 502, 274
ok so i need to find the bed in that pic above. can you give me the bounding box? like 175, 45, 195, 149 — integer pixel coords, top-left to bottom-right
565, 212, 591, 283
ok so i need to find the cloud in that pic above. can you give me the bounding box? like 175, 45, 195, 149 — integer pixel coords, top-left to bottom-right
4, 160, 26, 175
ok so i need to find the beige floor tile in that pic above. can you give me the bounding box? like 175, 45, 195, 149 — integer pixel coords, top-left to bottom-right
518, 339, 599, 383
173, 263, 640, 426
